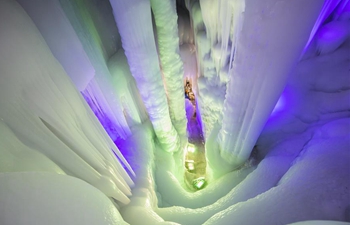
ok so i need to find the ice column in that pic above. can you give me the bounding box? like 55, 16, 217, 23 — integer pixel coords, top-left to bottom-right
109, 0, 180, 152
216, 0, 324, 170
150, 0, 188, 142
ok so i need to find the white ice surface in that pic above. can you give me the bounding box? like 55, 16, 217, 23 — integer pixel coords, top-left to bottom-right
60, 0, 131, 139
151, 0, 188, 140
217, 0, 324, 169
0, 0, 133, 204
0, 0, 349, 224
108, 49, 148, 127
0, 172, 129, 225
110, 0, 180, 153
17, 0, 95, 92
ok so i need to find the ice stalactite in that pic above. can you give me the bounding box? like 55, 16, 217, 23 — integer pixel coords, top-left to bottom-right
187, 0, 245, 140
17, 0, 95, 92
109, 0, 180, 153
0, 0, 133, 205
215, 0, 325, 172
150, 0, 188, 142
108, 49, 148, 128
58, 0, 132, 140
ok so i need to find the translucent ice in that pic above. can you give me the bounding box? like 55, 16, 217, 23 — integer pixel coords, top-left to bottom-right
0, 0, 133, 204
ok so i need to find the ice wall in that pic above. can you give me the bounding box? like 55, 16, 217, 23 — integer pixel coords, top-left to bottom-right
109, 0, 180, 153
17, 0, 95, 92
0, 0, 133, 204
19, 0, 135, 141
151, 0, 188, 142
215, 0, 325, 171
59, 0, 132, 140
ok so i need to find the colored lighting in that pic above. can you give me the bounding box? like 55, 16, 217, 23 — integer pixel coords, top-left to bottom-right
185, 160, 195, 171
192, 177, 206, 190
187, 143, 196, 153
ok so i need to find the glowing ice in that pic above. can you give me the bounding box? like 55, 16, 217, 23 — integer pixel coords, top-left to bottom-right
109, 0, 180, 153
0, 0, 133, 204
151, 0, 188, 142
216, 0, 325, 170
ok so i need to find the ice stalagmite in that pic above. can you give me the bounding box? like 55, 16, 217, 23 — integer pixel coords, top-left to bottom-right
0, 0, 133, 204
151, 0, 188, 142
215, 0, 324, 171
109, 0, 180, 152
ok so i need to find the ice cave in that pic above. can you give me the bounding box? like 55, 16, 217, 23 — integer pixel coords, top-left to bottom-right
0, 0, 349, 224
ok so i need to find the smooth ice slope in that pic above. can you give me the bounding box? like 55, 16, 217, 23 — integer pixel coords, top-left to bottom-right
0, 172, 128, 225
0, 121, 65, 174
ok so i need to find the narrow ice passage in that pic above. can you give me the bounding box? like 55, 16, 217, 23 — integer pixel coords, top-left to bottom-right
0, 0, 349, 224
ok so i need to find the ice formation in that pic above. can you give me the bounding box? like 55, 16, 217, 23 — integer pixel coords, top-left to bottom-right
151, 0, 188, 141
0, 0, 133, 204
0, 0, 349, 224
216, 0, 324, 171
109, 0, 181, 153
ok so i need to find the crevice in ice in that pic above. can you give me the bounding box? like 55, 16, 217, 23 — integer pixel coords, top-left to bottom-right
183, 80, 207, 191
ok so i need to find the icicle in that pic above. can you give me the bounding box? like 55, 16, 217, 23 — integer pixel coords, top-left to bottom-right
58, 0, 132, 140
216, 0, 324, 171
0, 0, 133, 205
17, 0, 95, 92
108, 49, 148, 127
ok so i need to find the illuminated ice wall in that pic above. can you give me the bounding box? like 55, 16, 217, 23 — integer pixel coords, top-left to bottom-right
0, 0, 349, 224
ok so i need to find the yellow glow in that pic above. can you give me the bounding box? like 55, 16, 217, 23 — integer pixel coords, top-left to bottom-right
185, 160, 195, 171
187, 143, 196, 153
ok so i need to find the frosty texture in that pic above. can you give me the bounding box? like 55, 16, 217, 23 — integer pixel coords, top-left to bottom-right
110, 0, 180, 153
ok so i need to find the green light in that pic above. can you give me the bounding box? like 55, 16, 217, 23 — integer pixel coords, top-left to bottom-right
192, 177, 206, 190
185, 160, 195, 171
